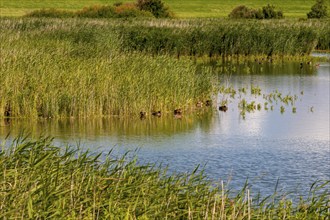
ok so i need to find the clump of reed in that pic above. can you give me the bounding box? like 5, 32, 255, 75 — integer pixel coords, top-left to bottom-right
119, 19, 329, 57
1, 136, 329, 219
0, 18, 212, 118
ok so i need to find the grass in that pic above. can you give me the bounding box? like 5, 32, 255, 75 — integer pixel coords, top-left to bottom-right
1, 0, 330, 18
118, 18, 330, 55
0, 18, 213, 118
0, 136, 329, 219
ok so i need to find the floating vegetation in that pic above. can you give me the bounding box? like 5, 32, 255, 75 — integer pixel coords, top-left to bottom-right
292, 107, 297, 113
251, 85, 262, 96
219, 83, 307, 118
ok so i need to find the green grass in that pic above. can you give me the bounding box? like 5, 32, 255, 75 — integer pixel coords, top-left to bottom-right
0, 18, 213, 118
117, 18, 330, 55
1, 0, 330, 18
1, 136, 329, 219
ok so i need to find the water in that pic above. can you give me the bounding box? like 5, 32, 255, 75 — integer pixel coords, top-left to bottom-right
1, 60, 329, 198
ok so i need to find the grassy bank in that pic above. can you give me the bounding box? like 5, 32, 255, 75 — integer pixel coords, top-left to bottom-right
1, 0, 330, 18
0, 137, 329, 219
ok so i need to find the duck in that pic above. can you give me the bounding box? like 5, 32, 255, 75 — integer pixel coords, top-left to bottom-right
174, 108, 182, 115
140, 111, 146, 119
219, 105, 228, 112
152, 111, 161, 117
205, 100, 212, 107
196, 101, 203, 108
4, 110, 11, 117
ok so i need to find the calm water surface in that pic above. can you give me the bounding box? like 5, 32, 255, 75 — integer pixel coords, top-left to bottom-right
1, 61, 329, 197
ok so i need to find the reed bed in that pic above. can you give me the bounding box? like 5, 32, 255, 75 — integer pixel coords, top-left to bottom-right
1, 18, 329, 118
119, 18, 330, 56
0, 18, 212, 118
0, 136, 329, 219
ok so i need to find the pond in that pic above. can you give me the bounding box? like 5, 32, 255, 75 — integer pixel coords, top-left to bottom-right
1, 59, 329, 198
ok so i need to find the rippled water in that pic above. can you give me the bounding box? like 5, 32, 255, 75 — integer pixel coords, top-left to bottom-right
1, 60, 329, 197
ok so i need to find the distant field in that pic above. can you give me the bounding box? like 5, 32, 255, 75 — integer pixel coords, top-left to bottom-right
1, 0, 329, 18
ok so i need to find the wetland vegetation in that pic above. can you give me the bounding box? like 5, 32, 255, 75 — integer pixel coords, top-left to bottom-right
1, 137, 329, 219
1, 0, 329, 218
1, 18, 329, 119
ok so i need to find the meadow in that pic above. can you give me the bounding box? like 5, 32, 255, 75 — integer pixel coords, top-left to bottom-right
1, 137, 329, 219
1, 0, 330, 18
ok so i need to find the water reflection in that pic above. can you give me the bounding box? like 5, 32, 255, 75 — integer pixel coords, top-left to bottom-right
1, 111, 215, 141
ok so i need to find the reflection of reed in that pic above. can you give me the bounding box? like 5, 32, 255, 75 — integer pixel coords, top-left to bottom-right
0, 111, 215, 139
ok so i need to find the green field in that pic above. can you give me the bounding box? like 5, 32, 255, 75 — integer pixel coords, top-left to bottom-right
1, 0, 329, 18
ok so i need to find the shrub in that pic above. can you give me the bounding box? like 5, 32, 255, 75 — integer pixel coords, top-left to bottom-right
261, 4, 283, 19
114, 3, 153, 18
228, 5, 256, 19
76, 5, 116, 18
25, 8, 75, 18
136, 0, 172, 18
307, 0, 328, 18
229, 4, 283, 19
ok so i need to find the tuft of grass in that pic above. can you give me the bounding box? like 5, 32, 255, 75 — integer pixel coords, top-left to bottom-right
0, 136, 329, 219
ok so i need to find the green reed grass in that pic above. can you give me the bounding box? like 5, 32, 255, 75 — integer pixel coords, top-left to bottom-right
0, 136, 329, 219
119, 18, 330, 56
0, 18, 212, 118
1, 18, 328, 118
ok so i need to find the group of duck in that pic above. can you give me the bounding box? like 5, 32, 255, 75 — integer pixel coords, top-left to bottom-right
139, 100, 228, 119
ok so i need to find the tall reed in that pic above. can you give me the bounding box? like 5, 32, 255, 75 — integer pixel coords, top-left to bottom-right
119, 19, 330, 57
0, 18, 212, 118
1, 136, 329, 219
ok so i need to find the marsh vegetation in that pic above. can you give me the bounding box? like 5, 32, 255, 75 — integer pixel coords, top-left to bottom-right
1, 137, 329, 219
0, 2, 329, 217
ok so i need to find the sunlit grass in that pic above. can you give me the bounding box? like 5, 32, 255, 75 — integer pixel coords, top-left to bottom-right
0, 18, 213, 118
0, 136, 329, 219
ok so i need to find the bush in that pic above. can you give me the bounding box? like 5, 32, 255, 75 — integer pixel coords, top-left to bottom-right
25, 8, 75, 18
307, 0, 328, 18
228, 5, 256, 19
25, 2, 170, 19
261, 4, 283, 19
136, 0, 173, 18
76, 5, 116, 18
114, 3, 153, 18
229, 4, 283, 19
